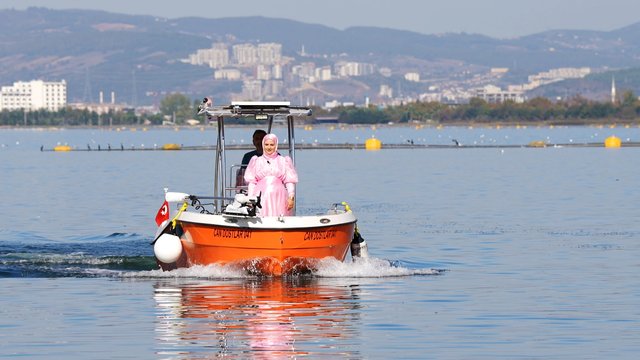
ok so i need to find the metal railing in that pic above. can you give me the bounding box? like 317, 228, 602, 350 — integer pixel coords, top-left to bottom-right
226, 164, 248, 198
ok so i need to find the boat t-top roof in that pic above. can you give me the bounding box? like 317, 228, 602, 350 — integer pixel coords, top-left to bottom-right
197, 98, 311, 206
198, 99, 312, 119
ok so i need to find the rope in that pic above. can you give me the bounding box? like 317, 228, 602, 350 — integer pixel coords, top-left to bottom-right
341, 201, 362, 235
171, 202, 188, 228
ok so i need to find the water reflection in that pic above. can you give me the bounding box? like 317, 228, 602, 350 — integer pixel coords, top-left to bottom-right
153, 277, 362, 358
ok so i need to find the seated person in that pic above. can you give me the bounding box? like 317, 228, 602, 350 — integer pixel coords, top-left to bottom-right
236, 129, 267, 188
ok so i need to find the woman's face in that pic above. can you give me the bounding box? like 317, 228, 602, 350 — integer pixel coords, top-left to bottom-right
263, 138, 277, 155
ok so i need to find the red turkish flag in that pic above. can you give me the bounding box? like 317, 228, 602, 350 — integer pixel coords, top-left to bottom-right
155, 200, 169, 226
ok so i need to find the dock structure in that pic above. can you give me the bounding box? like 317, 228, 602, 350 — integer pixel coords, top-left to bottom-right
41, 141, 640, 152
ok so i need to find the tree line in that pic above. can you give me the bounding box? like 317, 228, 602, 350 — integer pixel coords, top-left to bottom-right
327, 91, 640, 125
2, 92, 640, 127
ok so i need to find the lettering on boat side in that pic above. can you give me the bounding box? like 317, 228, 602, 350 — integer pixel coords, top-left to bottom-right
304, 229, 337, 241
212, 229, 252, 239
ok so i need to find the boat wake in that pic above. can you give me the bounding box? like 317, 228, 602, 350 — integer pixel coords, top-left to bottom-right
122, 257, 444, 279
0, 251, 157, 278
124, 264, 252, 279
314, 257, 445, 277
0, 234, 157, 278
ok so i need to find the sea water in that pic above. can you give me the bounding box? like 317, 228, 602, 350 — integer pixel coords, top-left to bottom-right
1, 126, 639, 359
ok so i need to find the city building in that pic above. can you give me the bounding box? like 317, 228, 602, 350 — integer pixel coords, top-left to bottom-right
335, 61, 375, 77
256, 64, 272, 81
0, 79, 67, 111
232, 44, 258, 66
256, 43, 282, 65
314, 66, 332, 82
291, 62, 317, 84
214, 69, 242, 80
527, 67, 591, 87
241, 80, 263, 100
272, 64, 283, 80
379, 85, 393, 98
490, 68, 509, 75
475, 85, 525, 103
188, 43, 229, 69
263, 80, 284, 99
404, 72, 420, 82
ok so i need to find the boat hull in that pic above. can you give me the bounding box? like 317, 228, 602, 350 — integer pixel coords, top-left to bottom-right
157, 210, 356, 275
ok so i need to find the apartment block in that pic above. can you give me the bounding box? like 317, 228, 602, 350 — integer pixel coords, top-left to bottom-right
0, 80, 67, 111
475, 85, 525, 103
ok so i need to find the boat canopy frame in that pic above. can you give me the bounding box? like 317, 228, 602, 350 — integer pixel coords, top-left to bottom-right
197, 100, 313, 212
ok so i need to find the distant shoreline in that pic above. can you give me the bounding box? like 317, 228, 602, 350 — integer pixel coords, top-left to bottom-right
38, 141, 640, 152
1, 119, 639, 131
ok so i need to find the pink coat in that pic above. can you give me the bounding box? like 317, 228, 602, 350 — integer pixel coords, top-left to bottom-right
244, 153, 298, 217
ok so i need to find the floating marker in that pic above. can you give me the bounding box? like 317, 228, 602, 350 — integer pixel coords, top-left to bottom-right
162, 143, 182, 150
53, 145, 72, 152
365, 137, 382, 150
604, 136, 621, 148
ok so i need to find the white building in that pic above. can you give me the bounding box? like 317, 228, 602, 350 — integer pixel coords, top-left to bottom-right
0, 80, 67, 111
214, 69, 242, 80
188, 43, 229, 69
256, 43, 282, 65
232, 43, 283, 66
404, 72, 420, 82
379, 85, 393, 98
292, 62, 317, 81
233, 44, 258, 65
272, 64, 283, 80
335, 61, 375, 77
491, 68, 509, 75
314, 66, 332, 82
527, 67, 591, 86
256, 64, 272, 81
475, 85, 525, 104
419, 92, 442, 102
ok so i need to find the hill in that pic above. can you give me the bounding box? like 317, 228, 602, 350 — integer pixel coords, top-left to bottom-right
2, 7, 640, 105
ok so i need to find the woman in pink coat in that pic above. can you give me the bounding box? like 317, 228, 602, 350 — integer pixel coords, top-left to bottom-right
244, 133, 298, 217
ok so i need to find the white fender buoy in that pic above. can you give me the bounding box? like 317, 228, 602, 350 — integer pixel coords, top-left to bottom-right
351, 240, 369, 259
350, 228, 369, 260
154, 234, 182, 263
165, 192, 190, 202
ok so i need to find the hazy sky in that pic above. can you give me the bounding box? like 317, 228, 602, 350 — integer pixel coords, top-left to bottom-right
3, 0, 640, 38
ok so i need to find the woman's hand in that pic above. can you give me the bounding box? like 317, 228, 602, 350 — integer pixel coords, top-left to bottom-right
287, 196, 295, 210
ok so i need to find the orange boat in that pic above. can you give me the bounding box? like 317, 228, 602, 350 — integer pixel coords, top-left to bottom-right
152, 101, 368, 275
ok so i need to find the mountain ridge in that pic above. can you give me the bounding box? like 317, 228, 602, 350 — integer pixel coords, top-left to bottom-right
1, 7, 639, 105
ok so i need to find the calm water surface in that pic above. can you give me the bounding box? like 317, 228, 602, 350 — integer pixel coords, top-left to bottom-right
1, 127, 639, 359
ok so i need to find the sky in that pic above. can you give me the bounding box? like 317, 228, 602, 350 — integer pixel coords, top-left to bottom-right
2, 0, 640, 39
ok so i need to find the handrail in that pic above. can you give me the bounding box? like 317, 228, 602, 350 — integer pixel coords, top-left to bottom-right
226, 164, 247, 198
